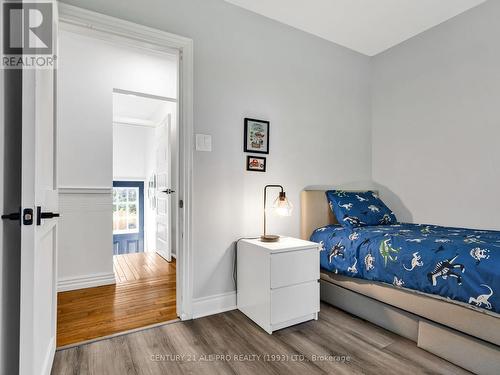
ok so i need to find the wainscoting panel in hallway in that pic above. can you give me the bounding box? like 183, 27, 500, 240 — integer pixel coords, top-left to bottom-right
57, 253, 177, 347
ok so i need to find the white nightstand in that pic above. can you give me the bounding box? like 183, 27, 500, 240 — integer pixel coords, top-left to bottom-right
237, 237, 320, 334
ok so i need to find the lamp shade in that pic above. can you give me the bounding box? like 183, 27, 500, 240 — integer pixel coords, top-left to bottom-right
272, 192, 293, 217
261, 185, 292, 242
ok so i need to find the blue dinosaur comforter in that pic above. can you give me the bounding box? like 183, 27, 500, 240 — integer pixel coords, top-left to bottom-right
310, 223, 499, 314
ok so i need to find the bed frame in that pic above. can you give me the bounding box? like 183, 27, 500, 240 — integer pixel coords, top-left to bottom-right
300, 190, 500, 375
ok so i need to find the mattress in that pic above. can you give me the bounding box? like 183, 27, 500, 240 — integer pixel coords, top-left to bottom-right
310, 223, 500, 314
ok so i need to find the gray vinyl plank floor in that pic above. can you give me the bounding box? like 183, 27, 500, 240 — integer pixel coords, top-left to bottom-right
51, 302, 470, 375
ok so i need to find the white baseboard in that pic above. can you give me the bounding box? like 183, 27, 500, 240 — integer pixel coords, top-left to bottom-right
192, 291, 237, 319
58, 272, 116, 292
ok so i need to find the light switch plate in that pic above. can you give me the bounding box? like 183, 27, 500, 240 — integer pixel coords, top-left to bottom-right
195, 134, 212, 152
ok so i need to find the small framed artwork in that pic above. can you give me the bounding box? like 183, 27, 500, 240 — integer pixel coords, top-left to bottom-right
244, 118, 269, 154
247, 156, 266, 172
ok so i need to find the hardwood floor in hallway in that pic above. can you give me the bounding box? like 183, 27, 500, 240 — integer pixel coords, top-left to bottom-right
56, 252, 177, 348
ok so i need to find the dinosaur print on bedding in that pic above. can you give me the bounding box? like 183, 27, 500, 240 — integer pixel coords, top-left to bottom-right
328, 241, 346, 262
403, 252, 423, 271
469, 285, 494, 310
379, 239, 400, 266
310, 223, 500, 314
427, 255, 465, 286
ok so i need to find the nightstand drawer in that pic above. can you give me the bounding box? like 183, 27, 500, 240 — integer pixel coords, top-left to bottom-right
271, 281, 319, 324
270, 248, 319, 289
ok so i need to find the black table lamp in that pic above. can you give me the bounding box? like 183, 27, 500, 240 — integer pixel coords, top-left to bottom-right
261, 185, 293, 242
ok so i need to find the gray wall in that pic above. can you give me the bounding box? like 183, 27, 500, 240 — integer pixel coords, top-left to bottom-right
60, 0, 372, 299
372, 0, 500, 230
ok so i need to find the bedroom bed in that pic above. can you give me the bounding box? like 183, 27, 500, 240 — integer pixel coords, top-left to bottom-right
300, 190, 500, 375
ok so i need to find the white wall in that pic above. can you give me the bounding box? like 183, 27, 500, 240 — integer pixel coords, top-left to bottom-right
59, 31, 177, 189
113, 124, 154, 181
58, 192, 115, 290
372, 0, 500, 230
58, 29, 178, 287
61, 0, 372, 299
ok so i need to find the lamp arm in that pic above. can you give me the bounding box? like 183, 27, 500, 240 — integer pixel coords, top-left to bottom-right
263, 185, 284, 236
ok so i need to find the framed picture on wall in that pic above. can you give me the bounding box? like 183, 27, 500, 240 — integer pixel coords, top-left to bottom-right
244, 118, 269, 154
246, 156, 266, 172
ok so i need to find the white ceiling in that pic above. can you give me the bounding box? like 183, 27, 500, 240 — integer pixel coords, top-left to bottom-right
225, 0, 487, 56
113, 92, 175, 128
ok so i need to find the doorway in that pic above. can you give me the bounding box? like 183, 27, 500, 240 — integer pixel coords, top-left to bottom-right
55, 6, 193, 347
112, 181, 145, 254
57, 88, 179, 348
112, 90, 177, 262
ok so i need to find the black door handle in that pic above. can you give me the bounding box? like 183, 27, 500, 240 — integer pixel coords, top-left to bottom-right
36, 206, 60, 225
41, 212, 60, 219
162, 189, 175, 194
1, 211, 20, 221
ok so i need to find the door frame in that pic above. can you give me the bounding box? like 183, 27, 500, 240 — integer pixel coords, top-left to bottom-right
58, 4, 194, 320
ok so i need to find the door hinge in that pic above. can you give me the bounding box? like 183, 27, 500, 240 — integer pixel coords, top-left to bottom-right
179, 199, 184, 209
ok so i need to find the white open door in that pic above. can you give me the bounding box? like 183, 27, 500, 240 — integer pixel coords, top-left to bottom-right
155, 115, 173, 262
19, 20, 59, 375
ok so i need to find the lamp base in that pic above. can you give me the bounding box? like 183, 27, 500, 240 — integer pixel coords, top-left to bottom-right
260, 234, 280, 243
